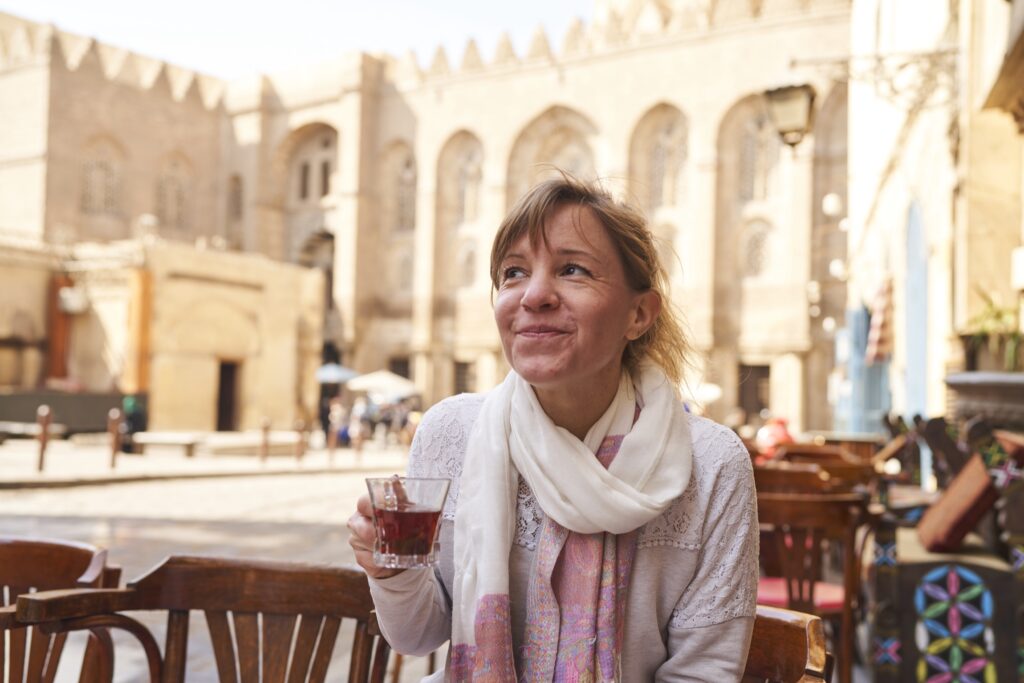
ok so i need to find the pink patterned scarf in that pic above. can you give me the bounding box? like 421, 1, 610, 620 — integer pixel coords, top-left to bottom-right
520, 434, 638, 681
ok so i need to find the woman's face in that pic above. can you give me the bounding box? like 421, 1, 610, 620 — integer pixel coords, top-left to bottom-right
494, 203, 658, 396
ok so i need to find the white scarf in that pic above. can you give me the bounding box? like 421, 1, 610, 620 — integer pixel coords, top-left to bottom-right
450, 363, 693, 674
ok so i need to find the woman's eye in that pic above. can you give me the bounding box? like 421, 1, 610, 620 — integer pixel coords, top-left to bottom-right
502, 267, 524, 280
561, 263, 590, 276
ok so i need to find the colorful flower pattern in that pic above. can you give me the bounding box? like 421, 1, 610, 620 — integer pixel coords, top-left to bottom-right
914, 565, 996, 683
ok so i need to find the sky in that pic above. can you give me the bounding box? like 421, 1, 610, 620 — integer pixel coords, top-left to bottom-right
1, 1, 595, 79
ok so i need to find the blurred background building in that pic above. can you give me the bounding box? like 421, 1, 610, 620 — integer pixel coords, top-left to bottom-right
0, 0, 1021, 436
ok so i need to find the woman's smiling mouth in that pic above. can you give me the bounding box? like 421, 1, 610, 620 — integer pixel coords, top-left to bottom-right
517, 325, 568, 337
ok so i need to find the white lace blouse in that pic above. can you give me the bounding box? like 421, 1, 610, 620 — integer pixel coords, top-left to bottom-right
369, 392, 759, 682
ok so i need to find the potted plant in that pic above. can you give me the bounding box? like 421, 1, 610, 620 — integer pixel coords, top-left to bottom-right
960, 290, 1022, 372
947, 289, 1024, 430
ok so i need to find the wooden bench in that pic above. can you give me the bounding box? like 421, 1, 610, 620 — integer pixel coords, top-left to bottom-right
130, 432, 204, 457
0, 420, 68, 439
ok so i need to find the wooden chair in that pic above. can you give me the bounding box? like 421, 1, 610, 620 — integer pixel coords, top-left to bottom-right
743, 605, 832, 682
775, 444, 860, 465
776, 446, 877, 493
807, 433, 884, 463
915, 415, 969, 486
16, 555, 390, 683
755, 462, 834, 493
756, 493, 867, 683
0, 536, 120, 683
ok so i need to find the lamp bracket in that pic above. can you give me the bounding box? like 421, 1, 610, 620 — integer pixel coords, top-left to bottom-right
791, 47, 958, 110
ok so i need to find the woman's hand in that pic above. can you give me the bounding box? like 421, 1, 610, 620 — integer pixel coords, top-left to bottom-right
347, 494, 404, 580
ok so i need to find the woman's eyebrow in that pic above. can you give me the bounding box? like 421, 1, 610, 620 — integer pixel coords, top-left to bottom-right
554, 247, 596, 259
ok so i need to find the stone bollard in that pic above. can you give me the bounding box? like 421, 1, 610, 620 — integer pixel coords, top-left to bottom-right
36, 405, 52, 473
294, 419, 306, 463
259, 417, 271, 464
108, 408, 123, 469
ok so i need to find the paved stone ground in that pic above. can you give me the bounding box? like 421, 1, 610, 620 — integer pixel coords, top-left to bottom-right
0, 436, 438, 682
0, 431, 404, 488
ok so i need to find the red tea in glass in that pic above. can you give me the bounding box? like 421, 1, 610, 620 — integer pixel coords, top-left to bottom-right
373, 506, 443, 556
366, 477, 450, 568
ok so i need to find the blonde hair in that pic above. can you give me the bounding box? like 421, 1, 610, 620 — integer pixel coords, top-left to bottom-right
490, 173, 689, 385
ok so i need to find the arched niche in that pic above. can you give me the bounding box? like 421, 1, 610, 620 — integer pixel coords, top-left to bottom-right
628, 103, 689, 214
436, 130, 485, 297
162, 298, 261, 358
506, 105, 599, 208
379, 141, 418, 236
713, 93, 783, 342
270, 122, 339, 262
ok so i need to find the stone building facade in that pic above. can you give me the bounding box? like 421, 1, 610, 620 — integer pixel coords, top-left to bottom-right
0, 0, 860, 432
839, 0, 1024, 454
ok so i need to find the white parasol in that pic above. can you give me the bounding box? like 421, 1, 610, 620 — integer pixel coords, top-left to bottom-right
315, 363, 359, 384
345, 369, 419, 402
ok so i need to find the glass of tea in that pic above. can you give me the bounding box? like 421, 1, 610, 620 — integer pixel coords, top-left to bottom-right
365, 476, 450, 568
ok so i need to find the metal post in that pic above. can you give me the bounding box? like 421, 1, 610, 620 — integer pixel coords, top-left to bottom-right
108, 408, 123, 469
294, 419, 306, 463
260, 417, 271, 464
326, 418, 338, 468
36, 405, 51, 473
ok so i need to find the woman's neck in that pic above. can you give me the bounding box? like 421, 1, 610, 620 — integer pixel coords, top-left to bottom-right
532, 370, 623, 441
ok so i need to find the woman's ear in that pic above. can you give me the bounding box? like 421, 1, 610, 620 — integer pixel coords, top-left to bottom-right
626, 290, 662, 341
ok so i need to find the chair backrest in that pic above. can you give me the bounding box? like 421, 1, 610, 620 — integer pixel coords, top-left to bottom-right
775, 444, 860, 464
918, 416, 969, 483
0, 536, 116, 683
754, 463, 833, 493
124, 556, 390, 683
743, 605, 830, 682
756, 493, 866, 614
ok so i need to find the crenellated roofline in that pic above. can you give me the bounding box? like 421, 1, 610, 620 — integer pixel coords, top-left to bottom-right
0, 0, 848, 103
0, 12, 225, 110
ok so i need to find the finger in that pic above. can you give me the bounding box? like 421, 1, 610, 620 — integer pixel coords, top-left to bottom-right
347, 513, 374, 539
347, 522, 375, 552
356, 494, 374, 517
390, 475, 410, 507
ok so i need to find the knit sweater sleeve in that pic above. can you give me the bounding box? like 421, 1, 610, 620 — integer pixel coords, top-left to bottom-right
367, 393, 482, 656
658, 421, 759, 681
366, 396, 467, 655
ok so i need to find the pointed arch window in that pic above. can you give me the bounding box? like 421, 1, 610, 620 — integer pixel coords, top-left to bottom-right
320, 160, 331, 197
648, 120, 686, 211
81, 160, 119, 215
742, 220, 772, 279
396, 156, 417, 232
397, 249, 414, 293
156, 159, 190, 231
228, 175, 244, 221
299, 162, 311, 200
80, 139, 123, 217
459, 240, 476, 289
456, 151, 482, 225
739, 114, 778, 203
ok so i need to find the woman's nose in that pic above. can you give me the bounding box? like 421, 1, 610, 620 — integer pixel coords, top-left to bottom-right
520, 274, 558, 310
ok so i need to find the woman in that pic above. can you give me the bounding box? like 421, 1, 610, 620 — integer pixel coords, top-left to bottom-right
348, 175, 758, 681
